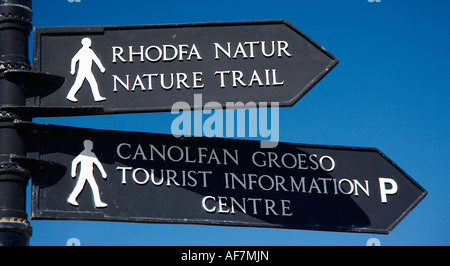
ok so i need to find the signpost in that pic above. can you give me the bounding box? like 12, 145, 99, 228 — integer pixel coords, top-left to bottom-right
0, 1, 427, 245
23, 122, 427, 234
29, 20, 338, 116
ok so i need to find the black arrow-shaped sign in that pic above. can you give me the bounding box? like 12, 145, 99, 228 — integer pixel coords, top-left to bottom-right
21, 122, 426, 234
29, 20, 338, 116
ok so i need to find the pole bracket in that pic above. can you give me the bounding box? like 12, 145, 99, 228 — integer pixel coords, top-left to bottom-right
0, 0, 33, 31
0, 217, 32, 238
10, 154, 66, 173
0, 160, 29, 180
11, 121, 67, 172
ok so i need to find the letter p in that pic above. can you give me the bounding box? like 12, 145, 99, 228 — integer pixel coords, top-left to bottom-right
379, 178, 398, 203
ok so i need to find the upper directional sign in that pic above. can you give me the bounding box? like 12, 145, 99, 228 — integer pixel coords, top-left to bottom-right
22, 122, 427, 234
30, 20, 338, 116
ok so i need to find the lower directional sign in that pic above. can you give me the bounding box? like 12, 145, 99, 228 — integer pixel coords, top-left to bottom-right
22, 122, 426, 234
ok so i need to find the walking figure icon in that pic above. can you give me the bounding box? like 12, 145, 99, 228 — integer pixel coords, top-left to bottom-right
67, 140, 108, 208
66, 37, 106, 103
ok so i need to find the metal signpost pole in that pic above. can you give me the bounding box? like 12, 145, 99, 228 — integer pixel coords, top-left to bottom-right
0, 0, 33, 246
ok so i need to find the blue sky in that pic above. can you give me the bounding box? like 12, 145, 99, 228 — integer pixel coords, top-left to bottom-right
28, 0, 449, 245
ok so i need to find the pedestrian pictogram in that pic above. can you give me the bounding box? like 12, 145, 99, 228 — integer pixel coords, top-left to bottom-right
67, 139, 108, 208
66, 37, 106, 103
